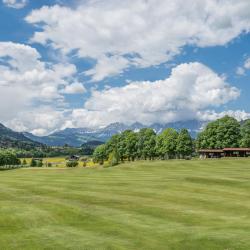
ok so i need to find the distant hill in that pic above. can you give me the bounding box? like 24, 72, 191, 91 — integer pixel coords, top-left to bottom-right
81, 140, 104, 155
0, 123, 43, 150
24, 120, 205, 147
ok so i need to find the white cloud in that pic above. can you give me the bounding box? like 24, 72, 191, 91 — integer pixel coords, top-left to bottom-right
0, 42, 79, 127
64, 62, 240, 128
4, 62, 245, 135
6, 107, 67, 136
236, 57, 250, 75
236, 67, 245, 76
26, 0, 250, 81
4, 62, 242, 135
198, 110, 250, 121
244, 58, 250, 69
62, 82, 86, 94
2, 0, 27, 9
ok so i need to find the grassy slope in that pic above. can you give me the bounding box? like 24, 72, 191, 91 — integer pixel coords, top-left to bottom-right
1, 159, 250, 250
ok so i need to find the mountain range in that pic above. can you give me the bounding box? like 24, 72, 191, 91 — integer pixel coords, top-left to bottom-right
0, 123, 43, 149
23, 120, 205, 147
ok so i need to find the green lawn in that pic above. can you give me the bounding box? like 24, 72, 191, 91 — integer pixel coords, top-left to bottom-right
1, 159, 250, 249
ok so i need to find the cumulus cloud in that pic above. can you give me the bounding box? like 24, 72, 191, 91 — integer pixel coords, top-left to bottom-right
236, 67, 245, 76
26, 0, 250, 81
62, 82, 86, 94
0, 42, 80, 128
5, 62, 246, 135
6, 107, 67, 136
2, 0, 27, 9
244, 58, 250, 69
198, 110, 250, 122
63, 62, 241, 128
236, 57, 250, 75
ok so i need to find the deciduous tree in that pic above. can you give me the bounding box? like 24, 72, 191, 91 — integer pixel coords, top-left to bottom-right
176, 129, 193, 158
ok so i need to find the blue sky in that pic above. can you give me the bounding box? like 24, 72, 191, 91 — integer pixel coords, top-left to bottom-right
0, 0, 250, 135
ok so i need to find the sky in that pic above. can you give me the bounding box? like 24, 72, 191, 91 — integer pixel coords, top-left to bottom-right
0, 0, 250, 136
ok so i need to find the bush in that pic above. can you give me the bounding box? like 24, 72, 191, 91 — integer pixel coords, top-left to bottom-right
37, 160, 43, 167
66, 161, 79, 168
30, 158, 37, 167
0, 150, 21, 166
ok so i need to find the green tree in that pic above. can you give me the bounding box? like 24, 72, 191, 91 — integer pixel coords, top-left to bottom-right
118, 130, 137, 161
117, 132, 127, 162
30, 158, 37, 167
240, 120, 250, 147
156, 128, 178, 159
196, 116, 241, 149
0, 150, 20, 166
106, 134, 120, 155
108, 147, 120, 166
37, 160, 43, 167
22, 159, 27, 165
93, 144, 107, 165
176, 129, 193, 158
137, 128, 156, 160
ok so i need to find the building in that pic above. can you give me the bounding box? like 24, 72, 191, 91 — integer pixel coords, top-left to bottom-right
223, 148, 250, 157
199, 148, 250, 159
69, 155, 80, 161
199, 149, 224, 159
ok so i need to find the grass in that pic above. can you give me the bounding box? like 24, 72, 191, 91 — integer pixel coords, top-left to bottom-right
1, 158, 250, 249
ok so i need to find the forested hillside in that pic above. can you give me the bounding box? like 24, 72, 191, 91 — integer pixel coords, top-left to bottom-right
0, 123, 43, 150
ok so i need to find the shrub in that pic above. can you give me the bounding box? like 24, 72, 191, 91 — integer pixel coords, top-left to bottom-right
37, 160, 43, 167
66, 161, 79, 168
30, 158, 37, 167
0, 150, 21, 166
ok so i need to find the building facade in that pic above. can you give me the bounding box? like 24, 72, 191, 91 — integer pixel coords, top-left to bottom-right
199, 148, 250, 159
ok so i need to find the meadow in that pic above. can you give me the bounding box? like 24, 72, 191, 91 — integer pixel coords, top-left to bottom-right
1, 158, 250, 249
21, 157, 96, 168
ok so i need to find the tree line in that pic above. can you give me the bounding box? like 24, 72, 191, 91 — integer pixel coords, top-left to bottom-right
0, 150, 21, 166
196, 116, 250, 149
93, 116, 250, 165
93, 128, 193, 165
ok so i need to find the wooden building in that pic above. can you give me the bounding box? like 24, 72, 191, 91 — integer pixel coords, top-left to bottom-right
199, 148, 250, 159
223, 148, 250, 157
199, 149, 224, 159
69, 155, 80, 161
